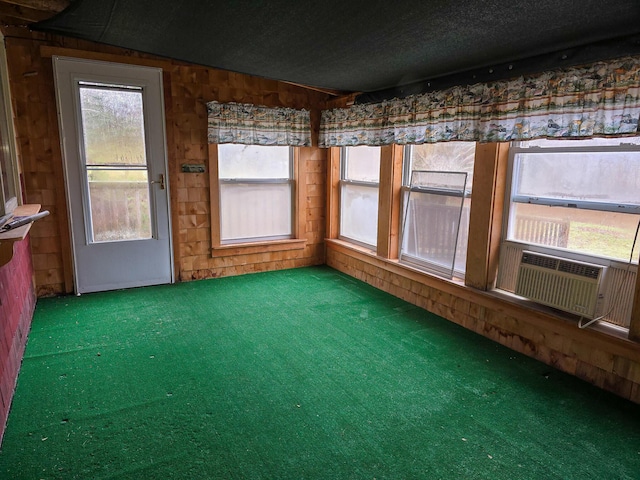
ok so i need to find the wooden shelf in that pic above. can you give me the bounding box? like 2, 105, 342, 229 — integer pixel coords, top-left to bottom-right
0, 204, 41, 267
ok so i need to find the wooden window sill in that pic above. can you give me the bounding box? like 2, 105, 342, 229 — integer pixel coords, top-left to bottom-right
211, 238, 307, 257
326, 238, 467, 287
0, 204, 41, 266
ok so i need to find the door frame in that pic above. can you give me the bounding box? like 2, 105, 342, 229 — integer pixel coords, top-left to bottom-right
53, 56, 174, 294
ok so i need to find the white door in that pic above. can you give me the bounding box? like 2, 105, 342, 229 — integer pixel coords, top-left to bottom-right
53, 57, 173, 294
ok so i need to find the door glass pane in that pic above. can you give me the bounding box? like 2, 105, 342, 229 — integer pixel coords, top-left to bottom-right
87, 168, 152, 242
79, 84, 152, 243
79, 85, 147, 166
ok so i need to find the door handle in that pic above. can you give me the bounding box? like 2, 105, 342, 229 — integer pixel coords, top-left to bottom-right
150, 173, 165, 190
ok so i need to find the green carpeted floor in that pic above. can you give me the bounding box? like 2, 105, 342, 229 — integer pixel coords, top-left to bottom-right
1, 266, 639, 479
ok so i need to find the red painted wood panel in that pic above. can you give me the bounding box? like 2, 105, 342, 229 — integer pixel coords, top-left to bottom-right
0, 236, 36, 444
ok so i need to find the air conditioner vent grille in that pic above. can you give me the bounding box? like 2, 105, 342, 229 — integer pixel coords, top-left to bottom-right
521, 252, 558, 270
558, 261, 601, 279
521, 252, 602, 280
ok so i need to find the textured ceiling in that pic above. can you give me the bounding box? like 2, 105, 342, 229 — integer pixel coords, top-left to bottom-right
34, 0, 640, 99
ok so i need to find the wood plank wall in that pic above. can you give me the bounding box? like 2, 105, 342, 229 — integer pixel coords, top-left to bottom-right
1, 28, 332, 295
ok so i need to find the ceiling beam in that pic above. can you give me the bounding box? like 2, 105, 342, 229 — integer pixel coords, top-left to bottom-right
1, 0, 68, 13
0, 4, 56, 23
282, 80, 348, 97
0, 0, 68, 25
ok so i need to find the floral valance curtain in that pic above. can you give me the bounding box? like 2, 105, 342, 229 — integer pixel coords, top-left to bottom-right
319, 56, 640, 147
207, 101, 311, 146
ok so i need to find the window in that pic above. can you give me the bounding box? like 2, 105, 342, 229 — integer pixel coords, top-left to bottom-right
497, 138, 640, 329
505, 138, 640, 263
400, 143, 476, 277
339, 146, 380, 247
0, 33, 19, 219
217, 144, 293, 243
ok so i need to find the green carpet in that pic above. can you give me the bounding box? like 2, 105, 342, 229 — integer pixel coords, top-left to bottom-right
1, 266, 639, 479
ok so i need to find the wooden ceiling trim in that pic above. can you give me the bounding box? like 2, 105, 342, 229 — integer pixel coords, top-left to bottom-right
0, 0, 68, 26
2, 0, 68, 13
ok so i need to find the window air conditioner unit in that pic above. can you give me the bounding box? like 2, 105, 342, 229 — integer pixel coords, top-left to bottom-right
515, 251, 606, 319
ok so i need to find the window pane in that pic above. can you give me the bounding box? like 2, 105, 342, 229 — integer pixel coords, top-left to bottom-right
402, 193, 470, 273
80, 86, 147, 166
87, 168, 151, 242
344, 146, 380, 182
408, 142, 475, 189
0, 126, 13, 209
340, 183, 379, 246
515, 152, 640, 205
0, 53, 17, 215
218, 144, 290, 179
401, 171, 468, 277
508, 203, 639, 262
220, 183, 292, 241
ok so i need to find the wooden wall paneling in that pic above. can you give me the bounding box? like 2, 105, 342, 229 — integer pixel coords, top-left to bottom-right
207, 143, 221, 248
7, 28, 333, 292
163, 70, 181, 283
376, 144, 403, 259
326, 147, 341, 240
487, 143, 509, 288
302, 146, 326, 248
47, 89, 73, 293
6, 36, 74, 294
465, 142, 509, 291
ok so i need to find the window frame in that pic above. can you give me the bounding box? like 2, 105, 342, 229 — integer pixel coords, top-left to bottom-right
338, 146, 381, 249
503, 140, 640, 267
217, 144, 294, 244
0, 33, 20, 219
208, 144, 306, 256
